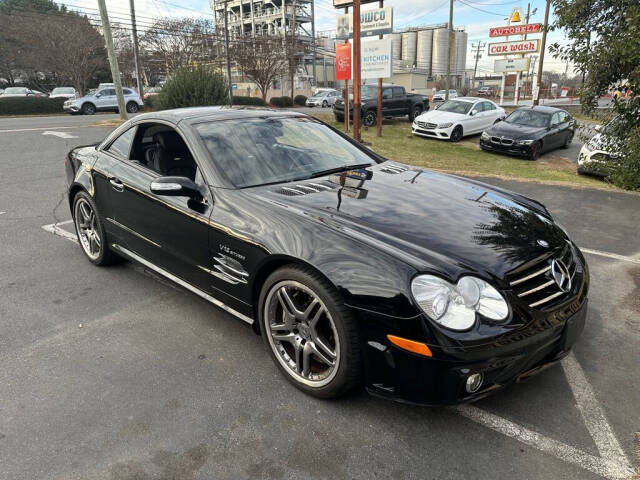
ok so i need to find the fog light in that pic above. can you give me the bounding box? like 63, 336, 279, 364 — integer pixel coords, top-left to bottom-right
466, 373, 483, 393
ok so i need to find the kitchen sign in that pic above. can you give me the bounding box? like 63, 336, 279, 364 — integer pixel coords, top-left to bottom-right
489, 23, 542, 37
361, 38, 393, 79
488, 39, 540, 55
494, 57, 530, 73
336, 7, 393, 40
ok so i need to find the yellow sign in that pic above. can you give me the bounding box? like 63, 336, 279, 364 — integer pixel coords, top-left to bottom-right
510, 8, 522, 23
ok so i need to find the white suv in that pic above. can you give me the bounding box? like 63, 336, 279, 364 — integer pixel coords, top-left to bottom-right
63, 87, 144, 115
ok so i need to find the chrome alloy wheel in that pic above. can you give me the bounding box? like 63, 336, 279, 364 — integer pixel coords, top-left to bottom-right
264, 281, 339, 387
74, 198, 101, 260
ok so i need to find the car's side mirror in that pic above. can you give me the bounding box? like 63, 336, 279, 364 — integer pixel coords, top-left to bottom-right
470, 110, 478, 116
150, 176, 203, 200
95, 93, 101, 98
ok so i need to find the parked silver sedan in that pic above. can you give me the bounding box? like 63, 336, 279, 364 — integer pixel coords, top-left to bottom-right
306, 90, 341, 108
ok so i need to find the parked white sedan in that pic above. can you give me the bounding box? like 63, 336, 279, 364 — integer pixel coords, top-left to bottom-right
412, 97, 505, 142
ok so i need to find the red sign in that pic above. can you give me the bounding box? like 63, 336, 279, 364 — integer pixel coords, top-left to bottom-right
489, 23, 542, 37
335, 43, 352, 81
488, 39, 540, 56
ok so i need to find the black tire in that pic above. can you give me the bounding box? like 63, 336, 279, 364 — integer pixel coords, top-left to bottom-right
72, 191, 120, 266
562, 132, 573, 149
450, 125, 463, 142
126, 101, 139, 113
335, 114, 344, 123
259, 265, 362, 399
529, 141, 542, 160
363, 110, 377, 127
409, 105, 423, 122
81, 102, 96, 115
322, 100, 329, 108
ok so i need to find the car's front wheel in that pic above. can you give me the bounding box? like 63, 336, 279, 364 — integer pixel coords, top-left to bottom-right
529, 141, 542, 160
563, 132, 574, 148
81, 103, 95, 115
72, 191, 119, 266
126, 101, 139, 113
450, 125, 463, 142
259, 265, 361, 398
322, 100, 328, 108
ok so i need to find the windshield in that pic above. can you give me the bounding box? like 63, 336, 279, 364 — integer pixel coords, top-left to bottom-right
362, 85, 378, 98
437, 100, 473, 114
505, 109, 550, 127
195, 117, 377, 188
311, 92, 327, 98
52, 88, 74, 94
436, 90, 446, 95
4, 87, 27, 94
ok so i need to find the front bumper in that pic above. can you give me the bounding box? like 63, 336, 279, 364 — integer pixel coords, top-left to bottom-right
63, 103, 80, 113
480, 137, 533, 157
358, 297, 588, 406
412, 122, 454, 140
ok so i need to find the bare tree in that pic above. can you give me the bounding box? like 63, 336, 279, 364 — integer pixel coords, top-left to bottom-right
140, 17, 216, 75
233, 36, 289, 101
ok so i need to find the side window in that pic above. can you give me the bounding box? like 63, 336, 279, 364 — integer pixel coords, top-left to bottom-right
483, 102, 495, 111
393, 87, 404, 98
382, 88, 393, 99
473, 102, 484, 112
560, 111, 570, 123
106, 127, 136, 159
123, 89, 132, 95
550, 113, 561, 126
106, 89, 116, 96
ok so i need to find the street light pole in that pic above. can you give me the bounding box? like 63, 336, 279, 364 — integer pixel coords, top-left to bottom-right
223, 0, 233, 105
534, 0, 550, 106
353, 0, 361, 142
97, 0, 127, 121
445, 0, 454, 101
129, 0, 143, 98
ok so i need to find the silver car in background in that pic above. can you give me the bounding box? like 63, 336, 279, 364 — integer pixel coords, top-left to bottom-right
50, 87, 77, 99
63, 87, 144, 115
306, 89, 341, 108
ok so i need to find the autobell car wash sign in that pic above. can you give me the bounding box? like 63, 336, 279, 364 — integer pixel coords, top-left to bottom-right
489, 23, 542, 37
361, 38, 392, 79
336, 7, 393, 40
335, 43, 352, 81
488, 39, 540, 55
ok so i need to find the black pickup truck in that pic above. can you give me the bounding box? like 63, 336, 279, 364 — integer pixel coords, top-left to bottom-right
333, 84, 430, 126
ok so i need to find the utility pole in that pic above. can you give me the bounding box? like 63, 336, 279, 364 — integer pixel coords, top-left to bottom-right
223, 0, 233, 105
376, 0, 383, 138
343, 6, 349, 133
97, 0, 127, 120
311, 0, 317, 89
534, 0, 550, 106
290, 0, 297, 99
445, 0, 454, 101
352, 0, 362, 142
129, 0, 143, 98
471, 42, 485, 91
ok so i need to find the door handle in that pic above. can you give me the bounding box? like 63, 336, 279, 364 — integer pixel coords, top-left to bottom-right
109, 177, 124, 192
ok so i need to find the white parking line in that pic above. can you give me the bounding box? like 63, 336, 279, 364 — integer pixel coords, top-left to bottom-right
581, 248, 640, 265
0, 126, 78, 133
42, 130, 78, 139
40, 222, 635, 478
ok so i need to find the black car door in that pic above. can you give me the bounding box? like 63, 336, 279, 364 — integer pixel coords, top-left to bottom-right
381, 87, 394, 114
546, 112, 563, 150
104, 121, 214, 293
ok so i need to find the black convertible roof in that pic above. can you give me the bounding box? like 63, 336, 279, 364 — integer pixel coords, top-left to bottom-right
133, 106, 306, 124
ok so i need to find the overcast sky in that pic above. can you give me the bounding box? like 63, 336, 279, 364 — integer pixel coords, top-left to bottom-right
72, 0, 573, 74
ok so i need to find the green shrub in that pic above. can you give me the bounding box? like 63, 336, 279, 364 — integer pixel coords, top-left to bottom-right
294, 95, 307, 106
155, 65, 228, 110
232, 95, 266, 106
0, 97, 66, 115
270, 96, 294, 108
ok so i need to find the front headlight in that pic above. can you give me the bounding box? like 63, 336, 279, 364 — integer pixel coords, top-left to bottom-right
438, 122, 453, 129
411, 275, 509, 331
515, 139, 534, 145
481, 131, 490, 140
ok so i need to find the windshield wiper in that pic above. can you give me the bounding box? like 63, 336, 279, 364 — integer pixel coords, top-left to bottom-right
306, 163, 373, 180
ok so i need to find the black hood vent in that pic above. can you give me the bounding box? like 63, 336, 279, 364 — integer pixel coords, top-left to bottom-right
276, 180, 337, 196
380, 164, 408, 174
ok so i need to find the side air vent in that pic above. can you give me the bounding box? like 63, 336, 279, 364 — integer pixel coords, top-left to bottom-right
276, 181, 336, 196
380, 164, 408, 174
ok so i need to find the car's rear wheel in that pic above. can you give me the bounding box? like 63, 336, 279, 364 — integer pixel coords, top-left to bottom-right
72, 191, 119, 266
81, 103, 95, 115
450, 125, 463, 142
529, 141, 542, 160
259, 265, 361, 398
126, 101, 139, 113
409, 105, 423, 122
563, 132, 573, 148
363, 110, 376, 127
335, 114, 344, 123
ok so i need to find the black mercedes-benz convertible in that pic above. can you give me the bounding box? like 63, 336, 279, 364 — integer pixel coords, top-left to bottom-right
65, 107, 589, 405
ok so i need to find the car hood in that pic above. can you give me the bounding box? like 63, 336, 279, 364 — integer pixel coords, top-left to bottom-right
415, 109, 466, 123
254, 163, 566, 282
487, 121, 546, 139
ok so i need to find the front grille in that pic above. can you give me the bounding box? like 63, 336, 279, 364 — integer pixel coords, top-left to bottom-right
417, 121, 437, 130
492, 136, 514, 145
508, 244, 577, 310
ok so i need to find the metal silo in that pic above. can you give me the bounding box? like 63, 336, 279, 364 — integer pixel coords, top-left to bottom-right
454, 30, 468, 75
391, 33, 402, 62
401, 31, 417, 66
416, 29, 433, 74
431, 28, 450, 76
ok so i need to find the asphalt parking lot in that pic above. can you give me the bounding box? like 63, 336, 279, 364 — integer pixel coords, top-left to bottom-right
0, 114, 638, 480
